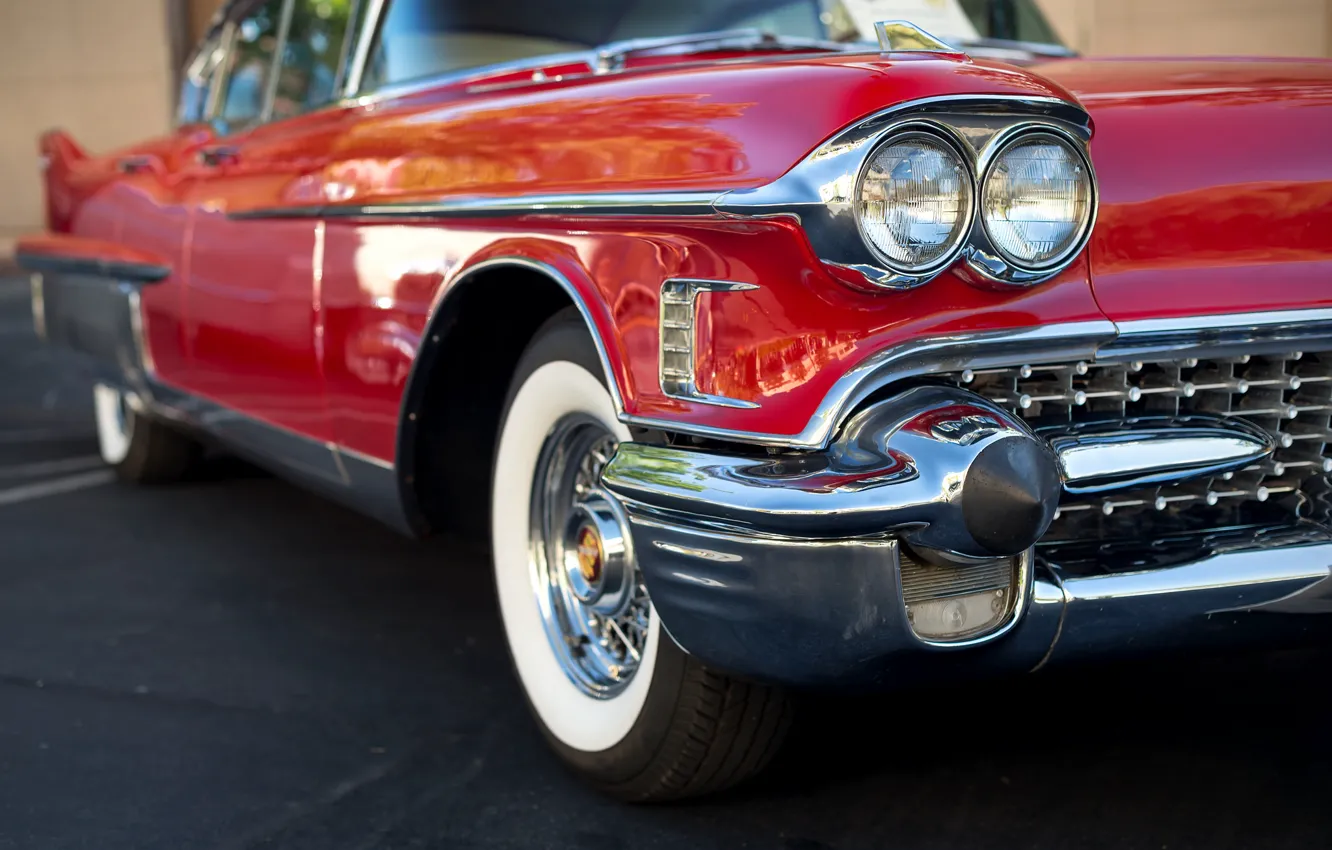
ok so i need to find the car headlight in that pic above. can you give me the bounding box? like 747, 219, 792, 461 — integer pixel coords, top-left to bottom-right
981, 132, 1093, 270
856, 131, 973, 274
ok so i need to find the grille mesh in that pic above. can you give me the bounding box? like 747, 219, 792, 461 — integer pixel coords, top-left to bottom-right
952, 351, 1332, 543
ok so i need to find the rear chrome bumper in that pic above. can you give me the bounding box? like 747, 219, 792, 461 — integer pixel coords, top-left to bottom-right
602, 386, 1332, 688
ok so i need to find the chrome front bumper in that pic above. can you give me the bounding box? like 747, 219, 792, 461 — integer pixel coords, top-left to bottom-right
602, 388, 1332, 688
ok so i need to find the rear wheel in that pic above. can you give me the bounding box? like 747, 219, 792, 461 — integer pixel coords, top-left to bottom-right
491, 309, 791, 801
94, 383, 201, 484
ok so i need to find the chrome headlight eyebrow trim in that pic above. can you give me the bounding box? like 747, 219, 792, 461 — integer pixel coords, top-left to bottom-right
715, 94, 1096, 292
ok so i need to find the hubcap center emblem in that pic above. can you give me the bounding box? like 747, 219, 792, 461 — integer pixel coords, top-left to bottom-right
576, 525, 603, 585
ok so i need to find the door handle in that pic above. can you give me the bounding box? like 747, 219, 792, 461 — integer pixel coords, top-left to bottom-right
197, 145, 240, 167
116, 155, 160, 175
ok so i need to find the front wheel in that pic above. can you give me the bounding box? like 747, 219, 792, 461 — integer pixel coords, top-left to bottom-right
491, 310, 791, 801
94, 383, 201, 484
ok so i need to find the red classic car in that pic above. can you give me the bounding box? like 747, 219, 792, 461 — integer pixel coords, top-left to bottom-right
19, 0, 1332, 800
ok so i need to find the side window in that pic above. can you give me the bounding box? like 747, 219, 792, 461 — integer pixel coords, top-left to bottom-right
272, 0, 356, 121
215, 0, 286, 133
359, 0, 586, 94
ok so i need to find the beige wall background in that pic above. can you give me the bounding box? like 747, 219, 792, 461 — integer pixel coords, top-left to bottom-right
0, 0, 176, 247
2, 0, 1331, 250
1039, 0, 1332, 58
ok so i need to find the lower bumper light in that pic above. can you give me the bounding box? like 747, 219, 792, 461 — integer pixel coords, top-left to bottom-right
900, 549, 1018, 642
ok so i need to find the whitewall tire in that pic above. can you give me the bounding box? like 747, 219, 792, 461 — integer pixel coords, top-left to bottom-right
93, 383, 201, 484
490, 309, 791, 801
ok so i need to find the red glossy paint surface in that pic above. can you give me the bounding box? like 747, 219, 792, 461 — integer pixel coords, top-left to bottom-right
301, 54, 1075, 211
36, 47, 1332, 471
1035, 58, 1332, 321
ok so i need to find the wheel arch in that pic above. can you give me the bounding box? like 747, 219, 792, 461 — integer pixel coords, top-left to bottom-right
396, 256, 627, 537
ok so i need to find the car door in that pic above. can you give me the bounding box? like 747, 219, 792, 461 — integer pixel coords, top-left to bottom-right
183, 0, 357, 444
106, 33, 229, 389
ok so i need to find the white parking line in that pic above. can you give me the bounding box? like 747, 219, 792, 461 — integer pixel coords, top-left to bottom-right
0, 470, 116, 507
0, 456, 104, 479
0, 429, 95, 444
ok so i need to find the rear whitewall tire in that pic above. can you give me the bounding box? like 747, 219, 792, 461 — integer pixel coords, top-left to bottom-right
94, 383, 133, 466
93, 382, 201, 484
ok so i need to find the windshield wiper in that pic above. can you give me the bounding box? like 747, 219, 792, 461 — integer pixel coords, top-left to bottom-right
594, 29, 855, 72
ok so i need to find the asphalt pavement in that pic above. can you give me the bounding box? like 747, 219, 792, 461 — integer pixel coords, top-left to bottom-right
1, 272, 1330, 850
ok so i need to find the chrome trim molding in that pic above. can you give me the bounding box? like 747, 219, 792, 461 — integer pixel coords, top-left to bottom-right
1040, 529, 1332, 664
625, 307, 1332, 450
605, 386, 1062, 564
1041, 416, 1276, 495
13, 251, 170, 284
839, 122, 978, 290
226, 191, 724, 221
659, 279, 760, 409
903, 549, 1032, 648
343, 0, 386, 97
715, 94, 1095, 292
126, 287, 156, 379
623, 319, 1119, 449
874, 20, 957, 53
29, 273, 46, 342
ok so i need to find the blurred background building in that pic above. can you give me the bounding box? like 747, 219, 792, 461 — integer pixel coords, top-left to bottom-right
2, 0, 1331, 253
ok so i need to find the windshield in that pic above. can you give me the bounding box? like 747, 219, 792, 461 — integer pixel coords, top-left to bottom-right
360, 0, 1066, 93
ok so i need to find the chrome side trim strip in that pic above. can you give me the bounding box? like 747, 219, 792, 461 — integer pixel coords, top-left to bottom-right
146, 376, 413, 534
226, 191, 725, 221
1107, 309, 1332, 352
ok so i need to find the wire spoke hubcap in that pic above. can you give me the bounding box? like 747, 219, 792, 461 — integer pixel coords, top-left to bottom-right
530, 414, 649, 698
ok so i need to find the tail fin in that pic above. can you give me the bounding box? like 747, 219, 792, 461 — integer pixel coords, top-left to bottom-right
38, 130, 88, 233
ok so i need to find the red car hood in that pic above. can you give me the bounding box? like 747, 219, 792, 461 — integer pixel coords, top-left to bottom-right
1032, 58, 1332, 323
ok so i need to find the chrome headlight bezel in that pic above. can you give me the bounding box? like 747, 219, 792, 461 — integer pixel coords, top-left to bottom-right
851, 125, 976, 284
964, 125, 1098, 287
712, 95, 1098, 293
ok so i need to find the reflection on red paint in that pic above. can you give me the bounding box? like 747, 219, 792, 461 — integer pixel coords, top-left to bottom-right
1037, 58, 1332, 322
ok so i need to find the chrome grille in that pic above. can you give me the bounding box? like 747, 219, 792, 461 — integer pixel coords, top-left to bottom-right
952, 351, 1332, 542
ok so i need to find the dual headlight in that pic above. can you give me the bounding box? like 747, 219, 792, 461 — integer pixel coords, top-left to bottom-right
855, 126, 1094, 282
